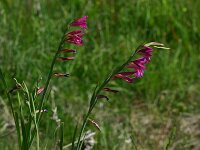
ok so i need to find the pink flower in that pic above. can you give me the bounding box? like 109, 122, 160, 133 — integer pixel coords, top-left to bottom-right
138, 46, 153, 58
113, 45, 155, 82
66, 30, 84, 46
127, 57, 149, 78
70, 16, 88, 29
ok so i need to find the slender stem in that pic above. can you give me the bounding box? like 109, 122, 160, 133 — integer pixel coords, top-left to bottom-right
28, 30, 67, 148
76, 49, 139, 149
59, 122, 64, 150
76, 111, 91, 149
0, 68, 16, 124
0, 68, 21, 148
37, 35, 65, 122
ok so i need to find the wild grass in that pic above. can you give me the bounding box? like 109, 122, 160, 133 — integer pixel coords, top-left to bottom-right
0, 0, 200, 149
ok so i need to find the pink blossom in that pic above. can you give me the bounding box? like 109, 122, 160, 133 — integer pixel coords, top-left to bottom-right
113, 45, 155, 82
70, 16, 88, 29
138, 46, 153, 58
127, 57, 149, 78
66, 30, 84, 46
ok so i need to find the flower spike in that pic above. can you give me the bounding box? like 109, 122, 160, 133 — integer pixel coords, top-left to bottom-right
76, 42, 167, 148
113, 43, 167, 82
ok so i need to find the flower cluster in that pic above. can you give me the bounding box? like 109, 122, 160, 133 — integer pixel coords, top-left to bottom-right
97, 42, 166, 100
114, 44, 161, 83
65, 30, 84, 46
55, 16, 88, 77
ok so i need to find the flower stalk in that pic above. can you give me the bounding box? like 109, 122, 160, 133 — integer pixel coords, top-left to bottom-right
76, 43, 168, 149
29, 16, 88, 148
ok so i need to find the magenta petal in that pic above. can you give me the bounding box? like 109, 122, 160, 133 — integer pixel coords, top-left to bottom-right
122, 76, 134, 83
117, 72, 135, 76
70, 16, 88, 29
67, 30, 82, 35
66, 30, 84, 46
127, 61, 145, 70
134, 69, 144, 78
138, 46, 153, 57
126, 57, 150, 78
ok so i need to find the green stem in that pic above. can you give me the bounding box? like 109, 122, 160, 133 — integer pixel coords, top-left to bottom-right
0, 68, 16, 124
37, 32, 66, 122
28, 30, 67, 148
76, 48, 140, 149
0, 68, 21, 148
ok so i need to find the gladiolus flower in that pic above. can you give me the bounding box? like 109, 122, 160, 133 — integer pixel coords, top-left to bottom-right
113, 45, 157, 82
127, 57, 150, 78
57, 57, 75, 61
70, 16, 88, 29
66, 30, 84, 46
138, 46, 153, 58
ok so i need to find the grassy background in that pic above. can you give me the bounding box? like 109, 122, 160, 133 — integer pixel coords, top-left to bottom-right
0, 0, 200, 149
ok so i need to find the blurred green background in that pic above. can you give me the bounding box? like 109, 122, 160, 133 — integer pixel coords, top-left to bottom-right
0, 0, 200, 149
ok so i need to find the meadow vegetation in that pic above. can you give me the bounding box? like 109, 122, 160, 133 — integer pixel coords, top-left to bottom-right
0, 0, 200, 149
